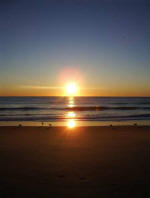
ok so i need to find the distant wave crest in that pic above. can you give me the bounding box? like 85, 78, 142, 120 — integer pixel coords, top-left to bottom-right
0, 106, 150, 111
0, 113, 150, 121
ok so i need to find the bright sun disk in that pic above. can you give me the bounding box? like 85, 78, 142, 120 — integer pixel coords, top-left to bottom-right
66, 82, 77, 95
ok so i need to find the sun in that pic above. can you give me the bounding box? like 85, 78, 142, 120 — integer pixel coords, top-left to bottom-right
66, 82, 77, 96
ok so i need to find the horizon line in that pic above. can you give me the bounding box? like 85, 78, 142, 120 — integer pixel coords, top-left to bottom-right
0, 96, 150, 98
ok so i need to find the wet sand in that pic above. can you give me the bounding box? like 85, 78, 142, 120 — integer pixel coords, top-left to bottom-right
0, 126, 150, 197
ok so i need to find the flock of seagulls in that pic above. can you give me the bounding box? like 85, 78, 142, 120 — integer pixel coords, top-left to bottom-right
18, 122, 138, 127
18, 122, 52, 127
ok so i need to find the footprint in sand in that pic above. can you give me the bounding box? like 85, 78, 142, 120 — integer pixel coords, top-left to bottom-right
57, 174, 65, 179
80, 176, 87, 181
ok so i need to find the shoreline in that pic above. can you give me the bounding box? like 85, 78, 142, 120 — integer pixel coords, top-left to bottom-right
0, 120, 150, 127
0, 125, 150, 128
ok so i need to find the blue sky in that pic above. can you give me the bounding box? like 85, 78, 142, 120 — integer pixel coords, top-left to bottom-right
0, 0, 150, 96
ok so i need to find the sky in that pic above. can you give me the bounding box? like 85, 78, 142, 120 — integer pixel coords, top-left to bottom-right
0, 0, 150, 96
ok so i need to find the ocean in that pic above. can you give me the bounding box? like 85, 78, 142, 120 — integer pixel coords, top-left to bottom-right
0, 97, 150, 126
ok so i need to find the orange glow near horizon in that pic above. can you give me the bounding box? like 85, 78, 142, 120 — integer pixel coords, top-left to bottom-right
1, 83, 150, 97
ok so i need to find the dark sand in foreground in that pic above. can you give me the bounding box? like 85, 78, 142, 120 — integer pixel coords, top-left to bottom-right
0, 126, 150, 197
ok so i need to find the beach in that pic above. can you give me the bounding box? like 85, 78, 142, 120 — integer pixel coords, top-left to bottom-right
0, 126, 150, 197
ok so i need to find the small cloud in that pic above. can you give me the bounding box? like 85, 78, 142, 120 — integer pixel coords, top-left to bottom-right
81, 87, 108, 90
19, 85, 63, 90
19, 85, 108, 91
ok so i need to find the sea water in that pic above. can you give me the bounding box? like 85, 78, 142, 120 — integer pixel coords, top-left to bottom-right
0, 97, 150, 126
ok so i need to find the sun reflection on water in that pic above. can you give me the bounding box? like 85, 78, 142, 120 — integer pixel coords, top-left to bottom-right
67, 119, 76, 128
67, 111, 76, 118
68, 97, 74, 108
66, 97, 76, 129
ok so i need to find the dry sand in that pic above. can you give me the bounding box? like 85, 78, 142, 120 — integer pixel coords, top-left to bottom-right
0, 126, 150, 197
